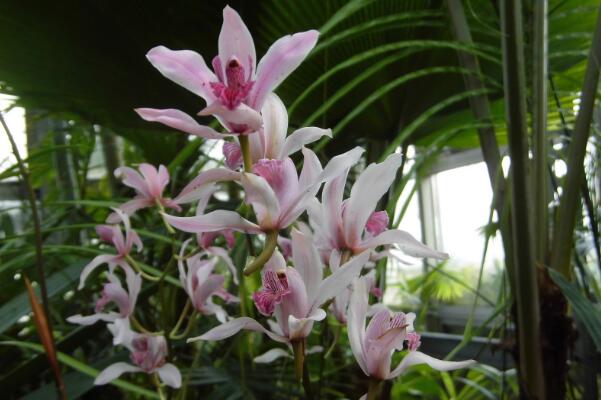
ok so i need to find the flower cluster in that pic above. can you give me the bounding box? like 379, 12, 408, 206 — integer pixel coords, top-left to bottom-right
70, 6, 474, 397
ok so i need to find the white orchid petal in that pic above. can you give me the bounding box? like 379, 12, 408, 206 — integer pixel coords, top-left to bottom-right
240, 172, 280, 229
360, 229, 449, 259
250, 30, 319, 109
280, 127, 332, 159
261, 93, 288, 159
156, 363, 182, 388
174, 168, 239, 205
135, 108, 225, 139
290, 229, 323, 305
343, 153, 403, 247
253, 348, 292, 364
163, 210, 261, 234
189, 317, 288, 343
347, 277, 369, 375
94, 362, 142, 385
389, 351, 476, 379
219, 6, 256, 78
312, 251, 370, 311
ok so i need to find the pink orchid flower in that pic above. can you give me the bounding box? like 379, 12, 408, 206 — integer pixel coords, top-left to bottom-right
95, 320, 181, 388
162, 146, 364, 235
222, 93, 332, 170
135, 6, 318, 136
79, 209, 142, 289
107, 164, 181, 223
348, 276, 475, 394
188, 230, 370, 345
178, 240, 239, 323
67, 268, 141, 326
308, 153, 449, 262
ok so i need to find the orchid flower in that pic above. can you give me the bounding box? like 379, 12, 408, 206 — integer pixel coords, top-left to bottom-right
308, 153, 448, 263
107, 163, 181, 223
348, 277, 475, 398
178, 240, 239, 323
222, 93, 332, 170
68, 268, 141, 326
164, 146, 364, 236
188, 230, 370, 348
95, 320, 181, 388
135, 6, 318, 136
79, 209, 142, 289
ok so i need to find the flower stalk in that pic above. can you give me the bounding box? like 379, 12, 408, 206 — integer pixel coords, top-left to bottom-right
367, 378, 381, 400
238, 135, 253, 173
243, 230, 278, 276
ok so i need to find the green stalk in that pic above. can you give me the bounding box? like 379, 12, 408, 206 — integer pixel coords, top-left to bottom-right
238, 135, 253, 172
243, 230, 278, 276
367, 378, 381, 400
532, 0, 549, 264
292, 340, 305, 383
550, 2, 601, 277
500, 0, 545, 398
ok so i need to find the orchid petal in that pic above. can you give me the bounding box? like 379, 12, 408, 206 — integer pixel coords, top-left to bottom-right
348, 277, 369, 375
311, 250, 369, 311
288, 308, 326, 341
249, 30, 319, 109
360, 229, 449, 259
163, 210, 261, 234
219, 6, 256, 80
94, 362, 142, 385
106, 198, 152, 223
156, 363, 182, 388
78, 254, 118, 290
136, 163, 163, 198
66, 312, 118, 326
261, 93, 288, 159
207, 246, 239, 285
343, 153, 403, 247
280, 127, 332, 159
290, 229, 322, 305
254, 348, 292, 363
318, 146, 364, 183
189, 317, 288, 343
240, 172, 280, 229
135, 108, 225, 139
113, 166, 150, 197
146, 46, 216, 102
389, 351, 476, 379
322, 171, 348, 245
174, 168, 240, 204
198, 102, 262, 132
298, 147, 323, 191
222, 141, 243, 170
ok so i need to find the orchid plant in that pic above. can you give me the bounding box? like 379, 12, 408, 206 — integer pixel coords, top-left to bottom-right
69, 6, 474, 399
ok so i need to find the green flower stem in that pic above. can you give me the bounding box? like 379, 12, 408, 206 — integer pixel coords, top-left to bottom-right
156, 200, 175, 234
367, 378, 381, 400
131, 315, 162, 335
243, 230, 278, 276
292, 340, 305, 383
152, 373, 167, 400
125, 255, 160, 281
169, 299, 191, 338
238, 135, 253, 172
169, 312, 198, 340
